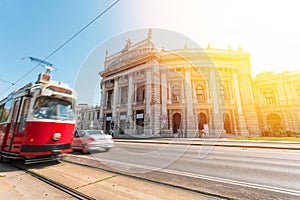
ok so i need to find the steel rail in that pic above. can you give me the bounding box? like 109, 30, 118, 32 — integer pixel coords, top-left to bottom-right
62, 157, 227, 200
10, 162, 96, 200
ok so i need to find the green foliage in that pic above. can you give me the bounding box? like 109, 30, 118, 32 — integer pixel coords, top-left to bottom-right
233, 137, 300, 141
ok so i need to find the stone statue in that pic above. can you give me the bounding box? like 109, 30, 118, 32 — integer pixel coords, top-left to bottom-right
147, 28, 152, 40
125, 39, 132, 48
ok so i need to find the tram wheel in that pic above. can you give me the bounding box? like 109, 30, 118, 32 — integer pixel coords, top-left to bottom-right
0, 155, 7, 163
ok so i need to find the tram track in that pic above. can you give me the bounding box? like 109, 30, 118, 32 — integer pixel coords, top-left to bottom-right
61, 155, 227, 200
6, 158, 220, 200
9, 161, 96, 200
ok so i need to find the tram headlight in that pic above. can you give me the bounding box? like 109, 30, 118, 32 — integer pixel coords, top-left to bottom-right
52, 132, 61, 141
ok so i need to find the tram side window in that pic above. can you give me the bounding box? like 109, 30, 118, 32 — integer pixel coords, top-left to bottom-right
0, 104, 4, 122
0, 99, 13, 123
18, 99, 30, 133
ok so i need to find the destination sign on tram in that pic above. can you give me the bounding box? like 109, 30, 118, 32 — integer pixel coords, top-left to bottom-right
47, 86, 72, 95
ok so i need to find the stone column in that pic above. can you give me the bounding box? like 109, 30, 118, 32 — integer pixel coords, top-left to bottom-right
99, 82, 106, 129
181, 80, 185, 103
192, 80, 197, 103
231, 109, 238, 135
112, 78, 119, 131
168, 81, 172, 102
233, 73, 243, 115
232, 72, 249, 136
150, 64, 162, 135
144, 70, 152, 135
161, 70, 168, 131
185, 69, 197, 137
159, 70, 172, 135
228, 81, 233, 103
208, 109, 213, 131
209, 70, 223, 136
126, 74, 134, 134
205, 81, 210, 103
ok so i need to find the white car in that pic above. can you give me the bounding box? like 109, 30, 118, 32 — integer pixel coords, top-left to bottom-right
72, 130, 114, 153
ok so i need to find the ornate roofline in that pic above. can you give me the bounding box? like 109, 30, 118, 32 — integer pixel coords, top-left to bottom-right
253, 70, 300, 82
99, 29, 250, 78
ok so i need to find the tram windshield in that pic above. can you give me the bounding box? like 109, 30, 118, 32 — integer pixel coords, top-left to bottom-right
32, 96, 74, 120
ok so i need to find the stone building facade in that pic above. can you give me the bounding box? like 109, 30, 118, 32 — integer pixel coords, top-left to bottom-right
252, 71, 300, 135
98, 30, 262, 137
76, 104, 100, 130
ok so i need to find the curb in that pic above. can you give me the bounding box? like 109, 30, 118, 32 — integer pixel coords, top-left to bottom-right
114, 139, 300, 150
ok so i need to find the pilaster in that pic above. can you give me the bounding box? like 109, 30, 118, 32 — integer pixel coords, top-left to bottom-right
126, 74, 134, 134
99, 82, 105, 129
161, 70, 168, 130
208, 70, 223, 136
112, 78, 119, 129
233, 72, 249, 136
185, 69, 196, 137
144, 69, 152, 135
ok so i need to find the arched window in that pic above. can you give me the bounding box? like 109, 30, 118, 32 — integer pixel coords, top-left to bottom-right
195, 84, 206, 101
106, 90, 113, 109
223, 81, 231, 100
120, 86, 128, 105
219, 85, 225, 102
172, 85, 181, 103
264, 88, 275, 104
137, 85, 145, 103
266, 113, 282, 135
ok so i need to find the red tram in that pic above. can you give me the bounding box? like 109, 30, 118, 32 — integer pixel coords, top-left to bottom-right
0, 71, 76, 164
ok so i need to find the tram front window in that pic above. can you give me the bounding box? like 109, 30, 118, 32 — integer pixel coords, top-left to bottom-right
33, 96, 74, 120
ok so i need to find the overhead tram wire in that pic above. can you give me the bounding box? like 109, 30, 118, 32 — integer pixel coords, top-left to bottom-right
0, 78, 22, 95
0, 77, 15, 85
0, 0, 121, 97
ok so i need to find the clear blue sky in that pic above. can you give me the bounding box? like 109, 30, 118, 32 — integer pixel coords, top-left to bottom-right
1, 0, 300, 105
0, 0, 123, 103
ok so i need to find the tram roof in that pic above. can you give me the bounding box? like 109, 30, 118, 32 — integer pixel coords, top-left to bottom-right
0, 78, 74, 104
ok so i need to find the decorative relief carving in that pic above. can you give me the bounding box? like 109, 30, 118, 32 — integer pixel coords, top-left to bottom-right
106, 48, 150, 69
105, 82, 114, 90
118, 75, 129, 86
134, 74, 146, 82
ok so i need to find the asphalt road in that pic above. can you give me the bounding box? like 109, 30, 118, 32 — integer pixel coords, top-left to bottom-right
70, 141, 300, 199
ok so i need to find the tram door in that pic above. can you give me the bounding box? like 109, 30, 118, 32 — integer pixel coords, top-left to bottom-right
12, 98, 30, 153
5, 97, 30, 153
4, 98, 21, 152
9, 98, 30, 153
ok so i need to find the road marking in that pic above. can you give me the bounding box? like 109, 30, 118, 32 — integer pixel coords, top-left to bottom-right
69, 154, 300, 197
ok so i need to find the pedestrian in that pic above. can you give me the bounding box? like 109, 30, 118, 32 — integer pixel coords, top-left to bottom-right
177, 128, 181, 137
201, 129, 205, 138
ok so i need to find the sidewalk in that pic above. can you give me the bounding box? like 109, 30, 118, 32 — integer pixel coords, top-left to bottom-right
0, 161, 212, 200
0, 162, 73, 200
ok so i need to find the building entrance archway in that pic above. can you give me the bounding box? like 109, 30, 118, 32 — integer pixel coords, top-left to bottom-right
198, 112, 207, 130
266, 113, 282, 136
172, 113, 181, 133
224, 113, 231, 133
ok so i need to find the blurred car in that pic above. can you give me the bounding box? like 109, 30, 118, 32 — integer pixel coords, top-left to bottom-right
72, 130, 114, 153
